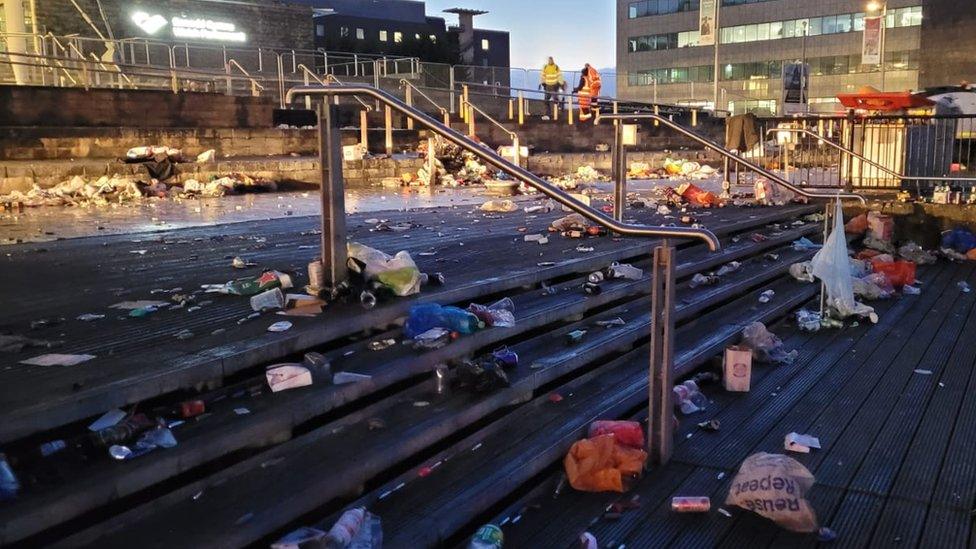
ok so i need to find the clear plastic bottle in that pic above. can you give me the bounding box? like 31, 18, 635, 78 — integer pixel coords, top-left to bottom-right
0, 453, 20, 501
468, 524, 504, 548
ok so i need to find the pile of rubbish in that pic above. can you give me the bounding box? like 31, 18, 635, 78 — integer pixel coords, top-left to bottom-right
0, 172, 276, 208
564, 420, 647, 492
545, 165, 610, 190
625, 159, 718, 181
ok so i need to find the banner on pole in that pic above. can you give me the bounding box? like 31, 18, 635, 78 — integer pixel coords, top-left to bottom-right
862, 15, 883, 65
699, 0, 717, 46
782, 62, 809, 115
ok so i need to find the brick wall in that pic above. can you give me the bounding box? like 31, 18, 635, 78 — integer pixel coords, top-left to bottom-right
0, 86, 278, 128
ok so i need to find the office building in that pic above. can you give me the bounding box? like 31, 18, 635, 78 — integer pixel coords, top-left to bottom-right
616, 0, 975, 115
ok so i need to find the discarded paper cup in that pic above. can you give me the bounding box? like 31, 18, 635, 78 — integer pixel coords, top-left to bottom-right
307, 260, 325, 290
251, 288, 285, 311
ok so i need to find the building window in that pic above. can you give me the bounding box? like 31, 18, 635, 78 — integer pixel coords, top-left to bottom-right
415, 33, 421, 40
356, 28, 364, 40
379, 30, 388, 42
315, 24, 325, 37
718, 6, 921, 46
340, 26, 349, 37
481, 38, 489, 50
429, 34, 437, 42
394, 31, 403, 43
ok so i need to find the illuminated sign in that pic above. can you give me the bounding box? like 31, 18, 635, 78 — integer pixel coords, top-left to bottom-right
131, 11, 247, 42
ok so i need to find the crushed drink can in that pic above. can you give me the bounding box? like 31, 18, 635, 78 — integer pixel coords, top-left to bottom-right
180, 400, 206, 419
587, 271, 605, 284
434, 365, 450, 395
671, 496, 711, 513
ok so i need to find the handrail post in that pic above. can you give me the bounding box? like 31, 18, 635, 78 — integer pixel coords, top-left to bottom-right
384, 105, 394, 157
405, 85, 414, 130
518, 91, 524, 125
467, 103, 476, 137
316, 101, 349, 291
449, 66, 456, 114
567, 93, 574, 125
462, 85, 469, 122
224, 62, 232, 95
612, 122, 627, 222
691, 109, 698, 127
613, 101, 619, 127
511, 134, 520, 166
443, 110, 450, 127
649, 241, 675, 466
360, 109, 369, 152
508, 98, 514, 121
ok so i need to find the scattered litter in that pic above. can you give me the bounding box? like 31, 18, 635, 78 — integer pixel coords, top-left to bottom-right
524, 234, 549, 244
671, 496, 711, 513
368, 339, 397, 351
716, 262, 742, 277
565, 431, 647, 493
817, 526, 839, 543
673, 380, 708, 414
758, 289, 776, 304
231, 257, 256, 269
796, 310, 822, 332
697, 419, 721, 432
792, 237, 821, 251
251, 288, 286, 312
333, 372, 372, 385
174, 329, 194, 340
233, 407, 250, 415
742, 322, 797, 364
413, 401, 430, 407
726, 453, 818, 533
267, 321, 293, 333
468, 524, 504, 549
959, 281, 972, 293
109, 300, 168, 310
784, 432, 821, 453
718, 508, 733, 518
914, 369, 933, 375
903, 285, 921, 295
596, 318, 626, 328
20, 353, 95, 366
576, 245, 595, 253
723, 346, 752, 392
88, 409, 126, 432
272, 526, 326, 549
76, 314, 105, 322
549, 393, 564, 403
690, 273, 719, 288
480, 199, 517, 213
789, 262, 815, 283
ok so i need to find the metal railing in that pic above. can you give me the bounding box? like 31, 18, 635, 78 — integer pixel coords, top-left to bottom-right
400, 79, 450, 127
598, 112, 865, 204
769, 127, 976, 190
225, 59, 264, 97
286, 83, 720, 466
460, 96, 520, 164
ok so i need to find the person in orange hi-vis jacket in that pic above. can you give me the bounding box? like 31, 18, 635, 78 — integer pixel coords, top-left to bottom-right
573, 63, 602, 122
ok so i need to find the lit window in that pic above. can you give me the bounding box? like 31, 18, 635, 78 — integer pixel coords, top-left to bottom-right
379, 30, 388, 41
340, 26, 349, 37
394, 31, 403, 43
316, 24, 325, 37
481, 38, 489, 50
356, 28, 364, 40
415, 33, 421, 40
429, 34, 437, 42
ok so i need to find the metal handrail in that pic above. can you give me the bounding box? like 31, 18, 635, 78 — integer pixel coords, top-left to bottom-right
285, 84, 720, 250
322, 74, 373, 111
599, 112, 865, 204
226, 59, 265, 96
297, 63, 327, 86
462, 97, 517, 141
88, 52, 134, 87
768, 127, 976, 183
399, 78, 447, 116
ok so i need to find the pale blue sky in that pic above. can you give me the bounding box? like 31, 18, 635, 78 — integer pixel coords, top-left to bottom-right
423, 0, 616, 70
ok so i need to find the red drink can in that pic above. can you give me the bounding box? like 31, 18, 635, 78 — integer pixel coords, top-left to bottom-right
671, 496, 711, 513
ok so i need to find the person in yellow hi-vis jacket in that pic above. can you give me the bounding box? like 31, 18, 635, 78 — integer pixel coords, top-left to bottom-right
540, 57, 564, 116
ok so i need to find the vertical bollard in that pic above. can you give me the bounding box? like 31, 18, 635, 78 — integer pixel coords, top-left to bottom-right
317, 102, 349, 290
649, 241, 675, 466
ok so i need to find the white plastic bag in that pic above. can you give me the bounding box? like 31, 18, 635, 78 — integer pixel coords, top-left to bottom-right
810, 200, 876, 320
347, 242, 422, 297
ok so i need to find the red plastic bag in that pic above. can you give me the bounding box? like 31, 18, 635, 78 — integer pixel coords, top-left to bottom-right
678, 183, 719, 207
587, 420, 645, 449
871, 259, 916, 287
845, 213, 868, 235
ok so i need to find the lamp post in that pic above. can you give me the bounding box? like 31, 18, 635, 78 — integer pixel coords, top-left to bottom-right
866, 1, 887, 91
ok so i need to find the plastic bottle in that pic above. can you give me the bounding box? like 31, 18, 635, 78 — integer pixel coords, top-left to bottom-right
39, 439, 67, 457
323, 508, 366, 548
468, 524, 504, 549
0, 453, 20, 501
89, 413, 155, 448
607, 262, 643, 280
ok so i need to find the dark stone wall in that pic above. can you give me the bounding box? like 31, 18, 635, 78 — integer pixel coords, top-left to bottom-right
33, 0, 313, 50
0, 86, 277, 127
919, 0, 976, 88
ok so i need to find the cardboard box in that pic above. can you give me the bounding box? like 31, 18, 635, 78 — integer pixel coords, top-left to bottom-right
723, 345, 752, 392
342, 144, 365, 161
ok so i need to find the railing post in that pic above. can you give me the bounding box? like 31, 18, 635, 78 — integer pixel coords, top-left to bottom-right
316, 101, 349, 291
384, 105, 393, 157
612, 122, 626, 222
449, 66, 456, 114
511, 134, 520, 166
692, 109, 698, 127
508, 98, 514, 121
467, 104, 476, 137
567, 94, 574, 126
443, 110, 450, 127
518, 91, 524, 125
360, 109, 369, 152
553, 100, 558, 121
405, 85, 414, 130
224, 62, 232, 96
649, 241, 675, 466
462, 85, 469, 122
613, 101, 619, 127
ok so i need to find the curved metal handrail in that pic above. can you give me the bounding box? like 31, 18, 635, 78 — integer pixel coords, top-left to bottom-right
768, 127, 976, 183
399, 78, 447, 116
462, 97, 517, 141
226, 59, 265, 92
322, 74, 373, 111
285, 84, 720, 251
600, 112, 866, 204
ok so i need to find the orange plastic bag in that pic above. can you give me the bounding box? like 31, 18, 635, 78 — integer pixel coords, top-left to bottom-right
968, 248, 976, 261
845, 213, 868, 235
564, 434, 647, 492
871, 259, 916, 287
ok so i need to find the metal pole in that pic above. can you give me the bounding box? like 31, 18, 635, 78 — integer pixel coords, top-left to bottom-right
613, 122, 625, 222
317, 102, 348, 290
649, 241, 675, 466
360, 109, 369, 151
712, 0, 720, 111
384, 105, 393, 156
405, 85, 414, 130
880, 3, 887, 91
449, 66, 456, 114
518, 91, 524, 125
